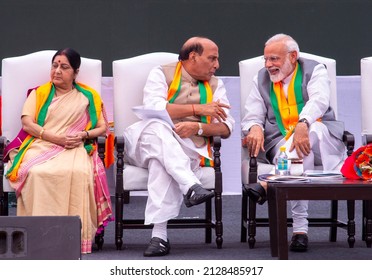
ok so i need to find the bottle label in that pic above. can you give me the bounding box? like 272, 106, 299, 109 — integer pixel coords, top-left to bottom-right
277, 158, 288, 170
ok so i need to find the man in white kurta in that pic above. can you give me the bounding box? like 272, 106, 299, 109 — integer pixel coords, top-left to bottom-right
124, 37, 235, 257
241, 34, 345, 252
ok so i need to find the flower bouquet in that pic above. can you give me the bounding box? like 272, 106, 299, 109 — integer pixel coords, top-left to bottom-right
341, 143, 372, 180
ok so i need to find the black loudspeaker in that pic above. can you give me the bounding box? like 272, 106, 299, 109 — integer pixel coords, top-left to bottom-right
0, 216, 81, 260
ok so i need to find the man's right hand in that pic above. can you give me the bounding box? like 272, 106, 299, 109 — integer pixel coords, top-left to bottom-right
196, 100, 230, 122
242, 125, 265, 157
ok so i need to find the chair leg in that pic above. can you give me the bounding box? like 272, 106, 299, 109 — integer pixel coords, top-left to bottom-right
329, 200, 339, 242
248, 197, 257, 249
115, 135, 124, 250
214, 190, 223, 249
205, 198, 212, 244
124, 190, 130, 204
115, 192, 124, 250
0, 192, 9, 216
241, 186, 248, 243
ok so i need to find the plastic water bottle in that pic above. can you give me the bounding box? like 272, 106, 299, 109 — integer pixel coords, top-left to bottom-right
275, 146, 289, 175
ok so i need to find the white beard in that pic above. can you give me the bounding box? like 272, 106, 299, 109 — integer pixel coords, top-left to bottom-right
268, 58, 294, 83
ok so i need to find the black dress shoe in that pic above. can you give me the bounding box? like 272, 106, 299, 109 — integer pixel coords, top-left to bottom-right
143, 237, 170, 257
184, 184, 215, 208
289, 234, 308, 252
245, 183, 267, 205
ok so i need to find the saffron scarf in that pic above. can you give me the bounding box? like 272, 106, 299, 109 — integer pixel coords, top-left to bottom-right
270, 63, 304, 140
6, 81, 102, 181
167, 61, 214, 167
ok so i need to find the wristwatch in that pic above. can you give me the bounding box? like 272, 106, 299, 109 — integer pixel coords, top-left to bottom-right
298, 118, 310, 128
197, 122, 203, 136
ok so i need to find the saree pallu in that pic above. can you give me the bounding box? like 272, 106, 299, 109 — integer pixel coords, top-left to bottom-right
7, 88, 112, 254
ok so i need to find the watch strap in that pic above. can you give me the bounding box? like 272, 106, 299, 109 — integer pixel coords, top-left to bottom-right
298, 118, 310, 128
197, 122, 203, 135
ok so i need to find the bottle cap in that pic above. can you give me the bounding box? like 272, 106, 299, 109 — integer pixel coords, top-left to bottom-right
280, 146, 286, 152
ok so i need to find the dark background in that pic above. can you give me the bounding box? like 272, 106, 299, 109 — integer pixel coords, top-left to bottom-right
1, 0, 371, 76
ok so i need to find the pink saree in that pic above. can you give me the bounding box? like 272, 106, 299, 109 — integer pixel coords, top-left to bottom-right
6, 85, 112, 254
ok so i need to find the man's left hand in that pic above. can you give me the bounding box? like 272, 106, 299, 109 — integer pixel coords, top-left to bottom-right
174, 122, 198, 138
290, 123, 310, 158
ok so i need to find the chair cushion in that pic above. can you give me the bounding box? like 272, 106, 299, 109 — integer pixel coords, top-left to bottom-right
361, 57, 372, 135
3, 179, 12, 192
123, 165, 149, 191
122, 164, 215, 191
3, 164, 14, 192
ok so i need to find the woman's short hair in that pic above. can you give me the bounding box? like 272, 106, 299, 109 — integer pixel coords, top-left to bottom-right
52, 48, 81, 72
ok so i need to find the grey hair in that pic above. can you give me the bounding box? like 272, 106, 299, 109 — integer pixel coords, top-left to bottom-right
265, 33, 300, 56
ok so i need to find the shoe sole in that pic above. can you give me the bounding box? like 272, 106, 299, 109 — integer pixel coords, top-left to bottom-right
184, 192, 215, 208
289, 242, 308, 252
143, 238, 171, 257
289, 247, 308, 252
143, 250, 170, 257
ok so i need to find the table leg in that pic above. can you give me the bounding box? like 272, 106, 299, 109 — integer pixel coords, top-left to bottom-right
276, 190, 289, 260
268, 185, 278, 257
362, 200, 366, 241
347, 200, 355, 248
365, 200, 372, 248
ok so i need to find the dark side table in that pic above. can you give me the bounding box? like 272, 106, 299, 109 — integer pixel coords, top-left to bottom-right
267, 179, 372, 260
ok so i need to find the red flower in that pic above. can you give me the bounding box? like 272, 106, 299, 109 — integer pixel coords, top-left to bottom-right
355, 144, 372, 180
355, 153, 369, 165
364, 145, 372, 156
362, 169, 372, 180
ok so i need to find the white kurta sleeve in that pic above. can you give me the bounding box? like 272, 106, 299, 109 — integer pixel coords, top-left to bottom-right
142, 66, 169, 110
212, 79, 235, 134
240, 75, 267, 135
299, 64, 331, 125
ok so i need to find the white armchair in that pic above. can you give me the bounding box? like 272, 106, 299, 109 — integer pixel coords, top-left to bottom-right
239, 52, 355, 248
112, 52, 224, 250
361, 57, 372, 144
0, 50, 102, 217
360, 56, 372, 240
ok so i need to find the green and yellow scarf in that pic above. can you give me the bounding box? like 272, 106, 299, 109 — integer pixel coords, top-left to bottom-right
270, 63, 304, 140
167, 61, 214, 167
6, 81, 102, 181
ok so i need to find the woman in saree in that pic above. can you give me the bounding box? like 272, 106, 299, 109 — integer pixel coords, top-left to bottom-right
5, 48, 112, 254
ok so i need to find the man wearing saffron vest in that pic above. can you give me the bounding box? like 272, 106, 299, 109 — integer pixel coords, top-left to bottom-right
124, 37, 234, 257
241, 34, 345, 252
